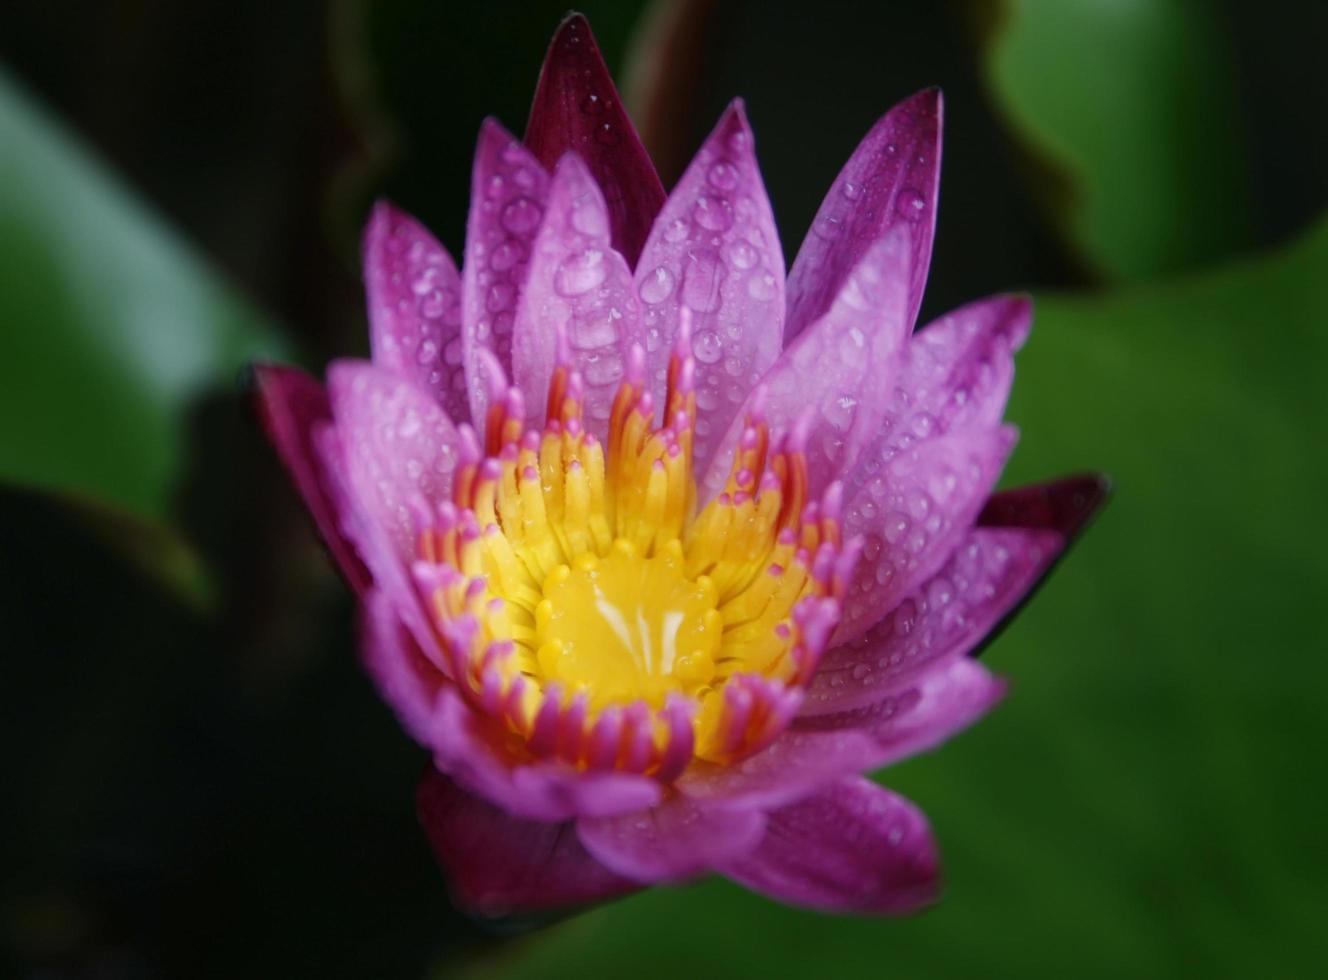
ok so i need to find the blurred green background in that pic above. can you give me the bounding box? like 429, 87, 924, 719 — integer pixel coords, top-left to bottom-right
2, 1, 1325, 977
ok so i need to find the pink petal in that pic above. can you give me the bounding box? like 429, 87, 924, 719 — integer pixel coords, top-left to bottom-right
512, 152, 645, 437
720, 776, 939, 914
360, 586, 447, 745
577, 795, 765, 882
326, 360, 461, 562
362, 202, 469, 423
845, 294, 1031, 501
679, 658, 1003, 809
802, 527, 1059, 716
425, 687, 662, 823
417, 769, 639, 917
633, 101, 785, 473
524, 13, 666, 267
461, 119, 550, 426
784, 89, 942, 344
252, 364, 370, 594
702, 227, 911, 501
837, 425, 1016, 644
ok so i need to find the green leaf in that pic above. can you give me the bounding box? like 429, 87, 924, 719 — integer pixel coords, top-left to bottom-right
986, 0, 1254, 280
0, 69, 286, 526
479, 216, 1328, 978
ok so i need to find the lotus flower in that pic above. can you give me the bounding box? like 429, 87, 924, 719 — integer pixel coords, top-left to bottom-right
255, 14, 1105, 916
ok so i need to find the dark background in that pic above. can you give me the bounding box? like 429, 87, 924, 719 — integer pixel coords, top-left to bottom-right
2, 1, 1325, 977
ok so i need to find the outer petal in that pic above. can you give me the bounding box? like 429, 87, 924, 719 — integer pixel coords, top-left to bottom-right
418, 769, 639, 917
252, 364, 370, 593
720, 776, 939, 915
512, 153, 645, 436
784, 89, 942, 343
837, 425, 1016, 643
425, 686, 662, 823
577, 795, 765, 883
363, 202, 469, 423
679, 659, 1003, 810
634, 101, 786, 472
802, 526, 1060, 716
525, 13, 666, 267
326, 360, 460, 562
702, 227, 911, 501
461, 119, 550, 426
360, 586, 447, 745
844, 294, 1031, 499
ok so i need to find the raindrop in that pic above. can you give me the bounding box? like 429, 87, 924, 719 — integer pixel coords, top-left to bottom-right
664, 218, 691, 243
708, 161, 739, 191
842, 180, 863, 201
692, 330, 723, 364
725, 240, 758, 269
746, 271, 778, 301
895, 188, 926, 220
639, 266, 675, 305
681, 249, 724, 312
694, 195, 733, 232
501, 196, 542, 234
555, 250, 608, 295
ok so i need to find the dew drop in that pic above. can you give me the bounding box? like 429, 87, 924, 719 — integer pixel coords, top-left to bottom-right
694, 194, 734, 232
708, 161, 739, 191
490, 239, 523, 272
896, 188, 926, 220
681, 249, 724, 313
639, 266, 676, 304
692, 329, 723, 364
501, 196, 542, 234
842, 180, 863, 201
746, 270, 778, 301
555, 249, 608, 296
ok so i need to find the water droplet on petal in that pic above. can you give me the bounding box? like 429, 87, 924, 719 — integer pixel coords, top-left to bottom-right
725, 240, 757, 269
692, 329, 723, 364
681, 249, 724, 313
694, 195, 733, 232
501, 196, 542, 234
639, 266, 675, 304
896, 188, 926, 220
708, 161, 739, 191
555, 249, 608, 296
490, 238, 523, 271
746, 270, 778, 301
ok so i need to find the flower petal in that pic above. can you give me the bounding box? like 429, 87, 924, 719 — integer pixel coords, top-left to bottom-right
845, 294, 1031, 502
679, 658, 1003, 809
326, 360, 461, 561
577, 795, 765, 882
417, 768, 639, 917
252, 364, 370, 593
524, 13, 666, 267
426, 686, 662, 823
512, 153, 645, 437
362, 202, 469, 423
359, 586, 447, 744
802, 526, 1060, 716
720, 776, 939, 915
461, 119, 550, 426
702, 227, 911, 501
634, 101, 785, 473
979, 472, 1112, 537
837, 425, 1016, 643
784, 89, 942, 344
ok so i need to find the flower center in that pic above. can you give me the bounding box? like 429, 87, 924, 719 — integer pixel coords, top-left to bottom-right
536, 540, 720, 710
411, 324, 854, 779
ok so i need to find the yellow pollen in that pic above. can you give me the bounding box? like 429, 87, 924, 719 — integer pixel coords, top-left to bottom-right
416, 336, 850, 777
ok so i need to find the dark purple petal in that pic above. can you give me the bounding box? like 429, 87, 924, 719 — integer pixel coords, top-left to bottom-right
425, 687, 662, 823
968, 473, 1111, 657
512, 152, 645, 437
525, 13, 666, 267
784, 89, 942, 344
844, 294, 1031, 501
679, 659, 1003, 809
720, 777, 939, 914
837, 425, 1016, 643
462, 119, 550, 425
577, 795, 765, 882
326, 360, 461, 561
634, 101, 785, 472
418, 768, 639, 917
252, 364, 370, 594
803, 526, 1060, 716
362, 202, 469, 423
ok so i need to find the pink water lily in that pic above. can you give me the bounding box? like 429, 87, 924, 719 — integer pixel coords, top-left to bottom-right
256, 14, 1105, 917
